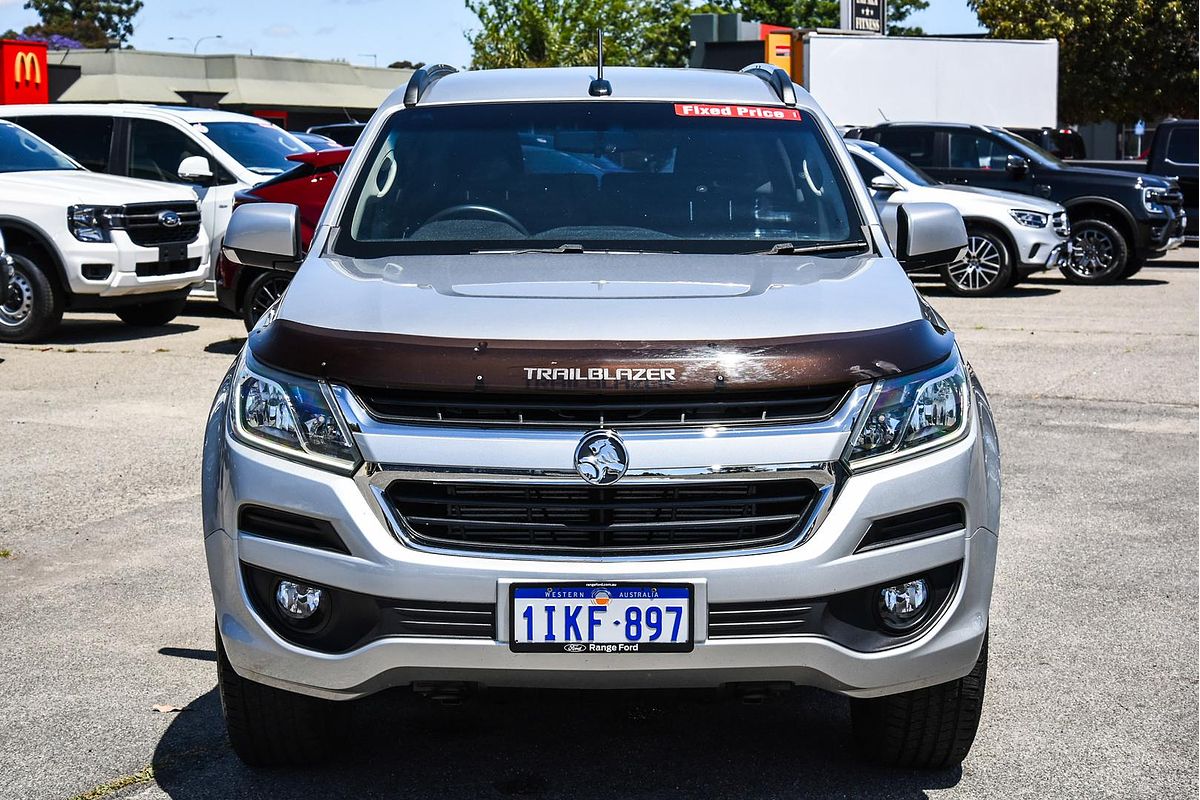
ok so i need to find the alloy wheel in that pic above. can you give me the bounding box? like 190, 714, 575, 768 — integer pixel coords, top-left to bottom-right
249, 276, 291, 324
0, 270, 33, 327
1069, 228, 1116, 277
947, 235, 1003, 292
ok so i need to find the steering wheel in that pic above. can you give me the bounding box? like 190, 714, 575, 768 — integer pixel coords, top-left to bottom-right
423, 204, 529, 236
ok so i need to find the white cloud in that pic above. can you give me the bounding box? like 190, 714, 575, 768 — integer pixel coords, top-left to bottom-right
263, 24, 297, 38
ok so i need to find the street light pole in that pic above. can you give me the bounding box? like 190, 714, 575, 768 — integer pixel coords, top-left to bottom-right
166, 36, 192, 51
358, 53, 378, 67
193, 35, 224, 54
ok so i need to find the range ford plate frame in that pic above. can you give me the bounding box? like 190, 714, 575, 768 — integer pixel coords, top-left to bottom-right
510, 582, 695, 654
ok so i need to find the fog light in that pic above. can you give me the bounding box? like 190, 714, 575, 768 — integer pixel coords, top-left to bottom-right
275, 580, 323, 620
878, 578, 929, 631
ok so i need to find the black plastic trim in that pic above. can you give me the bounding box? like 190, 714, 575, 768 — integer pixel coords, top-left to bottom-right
241, 563, 495, 653
238, 505, 350, 554
856, 503, 966, 553
403, 64, 459, 108
739, 63, 797, 107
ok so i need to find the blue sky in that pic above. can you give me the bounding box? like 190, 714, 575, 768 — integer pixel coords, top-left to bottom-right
0, 0, 983, 69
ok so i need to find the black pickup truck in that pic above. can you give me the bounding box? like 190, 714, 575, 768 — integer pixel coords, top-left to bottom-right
1074, 119, 1198, 242
848, 122, 1188, 283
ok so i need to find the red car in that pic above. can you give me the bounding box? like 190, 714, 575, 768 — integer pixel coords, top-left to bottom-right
215, 147, 350, 328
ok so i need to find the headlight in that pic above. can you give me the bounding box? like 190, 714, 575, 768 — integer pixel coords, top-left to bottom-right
1142, 187, 1167, 214
1009, 209, 1049, 228
230, 351, 361, 473
845, 351, 970, 469
67, 205, 125, 243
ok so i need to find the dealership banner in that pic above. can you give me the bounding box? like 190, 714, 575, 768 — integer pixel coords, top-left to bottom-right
1, 39, 49, 104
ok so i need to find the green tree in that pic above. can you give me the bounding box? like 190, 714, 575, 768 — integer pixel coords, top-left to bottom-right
20, 0, 143, 48
640, 0, 733, 67
465, 0, 647, 69
969, 0, 1198, 122
465, 0, 933, 70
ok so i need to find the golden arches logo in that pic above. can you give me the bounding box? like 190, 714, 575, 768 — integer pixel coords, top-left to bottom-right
13, 51, 42, 87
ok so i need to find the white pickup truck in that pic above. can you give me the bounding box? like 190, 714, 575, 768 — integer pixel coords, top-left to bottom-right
0, 121, 209, 342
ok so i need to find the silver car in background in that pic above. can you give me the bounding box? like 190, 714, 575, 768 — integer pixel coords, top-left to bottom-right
847, 139, 1070, 295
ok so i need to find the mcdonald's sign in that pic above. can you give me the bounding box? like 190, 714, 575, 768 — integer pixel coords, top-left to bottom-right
1, 40, 49, 104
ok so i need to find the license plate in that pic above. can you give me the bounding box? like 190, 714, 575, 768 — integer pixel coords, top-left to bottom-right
159, 242, 187, 262
510, 583, 693, 653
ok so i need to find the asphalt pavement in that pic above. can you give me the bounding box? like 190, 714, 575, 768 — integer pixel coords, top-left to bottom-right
1, 251, 1196, 799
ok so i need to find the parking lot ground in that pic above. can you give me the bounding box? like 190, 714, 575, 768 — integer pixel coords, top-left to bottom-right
1, 250, 1196, 800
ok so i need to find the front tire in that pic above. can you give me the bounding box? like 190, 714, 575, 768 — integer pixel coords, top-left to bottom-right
1061, 218, 1128, 284
943, 228, 1013, 296
217, 632, 346, 767
0, 252, 63, 343
850, 634, 988, 769
114, 295, 188, 327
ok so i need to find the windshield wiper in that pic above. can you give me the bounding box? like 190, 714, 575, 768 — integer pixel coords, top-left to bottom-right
752, 241, 871, 256
471, 243, 587, 255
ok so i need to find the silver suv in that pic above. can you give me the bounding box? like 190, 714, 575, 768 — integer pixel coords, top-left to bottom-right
205, 64, 1001, 770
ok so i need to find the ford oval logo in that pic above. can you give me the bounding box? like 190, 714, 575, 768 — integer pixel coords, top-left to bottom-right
563, 643, 587, 653
157, 210, 181, 228
574, 430, 628, 486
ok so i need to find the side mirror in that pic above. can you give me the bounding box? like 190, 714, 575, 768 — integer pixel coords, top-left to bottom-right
869, 174, 901, 193
221, 203, 302, 273
882, 202, 967, 271
1005, 154, 1029, 179
178, 155, 213, 183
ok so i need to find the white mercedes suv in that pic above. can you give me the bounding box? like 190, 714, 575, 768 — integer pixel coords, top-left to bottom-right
0, 121, 209, 342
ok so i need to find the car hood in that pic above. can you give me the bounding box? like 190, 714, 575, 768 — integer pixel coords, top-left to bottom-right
0, 170, 199, 204
250, 252, 956, 393
1053, 163, 1174, 188
935, 184, 1063, 212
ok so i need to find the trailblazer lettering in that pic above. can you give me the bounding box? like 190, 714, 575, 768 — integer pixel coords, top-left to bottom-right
523, 367, 677, 382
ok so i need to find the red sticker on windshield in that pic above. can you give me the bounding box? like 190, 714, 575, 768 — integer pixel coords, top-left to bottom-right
674, 103, 802, 121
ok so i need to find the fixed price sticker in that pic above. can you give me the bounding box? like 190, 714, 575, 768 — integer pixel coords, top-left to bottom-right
674, 103, 802, 121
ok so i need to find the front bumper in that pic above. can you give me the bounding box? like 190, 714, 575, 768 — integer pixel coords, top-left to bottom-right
1138, 208, 1187, 257
203, 374, 1001, 701
1014, 224, 1070, 274
61, 230, 209, 298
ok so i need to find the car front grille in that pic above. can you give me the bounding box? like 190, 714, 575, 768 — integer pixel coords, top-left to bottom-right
384, 599, 496, 639
384, 479, 822, 556
353, 386, 850, 427
123, 202, 202, 246
707, 598, 815, 638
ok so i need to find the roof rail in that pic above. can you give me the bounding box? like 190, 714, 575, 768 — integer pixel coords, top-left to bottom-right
739, 64, 797, 107
403, 64, 458, 108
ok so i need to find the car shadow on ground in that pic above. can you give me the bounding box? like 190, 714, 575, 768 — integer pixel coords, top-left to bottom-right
151, 681, 962, 799
33, 319, 200, 345
204, 336, 246, 355
916, 283, 1061, 299
182, 299, 239, 319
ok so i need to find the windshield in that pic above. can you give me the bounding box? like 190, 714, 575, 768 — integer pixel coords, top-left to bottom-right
336, 102, 864, 256
996, 129, 1065, 167
0, 123, 77, 173
196, 121, 310, 175
867, 145, 937, 186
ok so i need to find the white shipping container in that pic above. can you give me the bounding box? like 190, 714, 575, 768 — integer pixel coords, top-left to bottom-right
801, 34, 1058, 129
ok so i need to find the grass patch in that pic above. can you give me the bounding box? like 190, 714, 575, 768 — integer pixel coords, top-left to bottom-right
69, 766, 154, 800
0, 548, 12, 559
